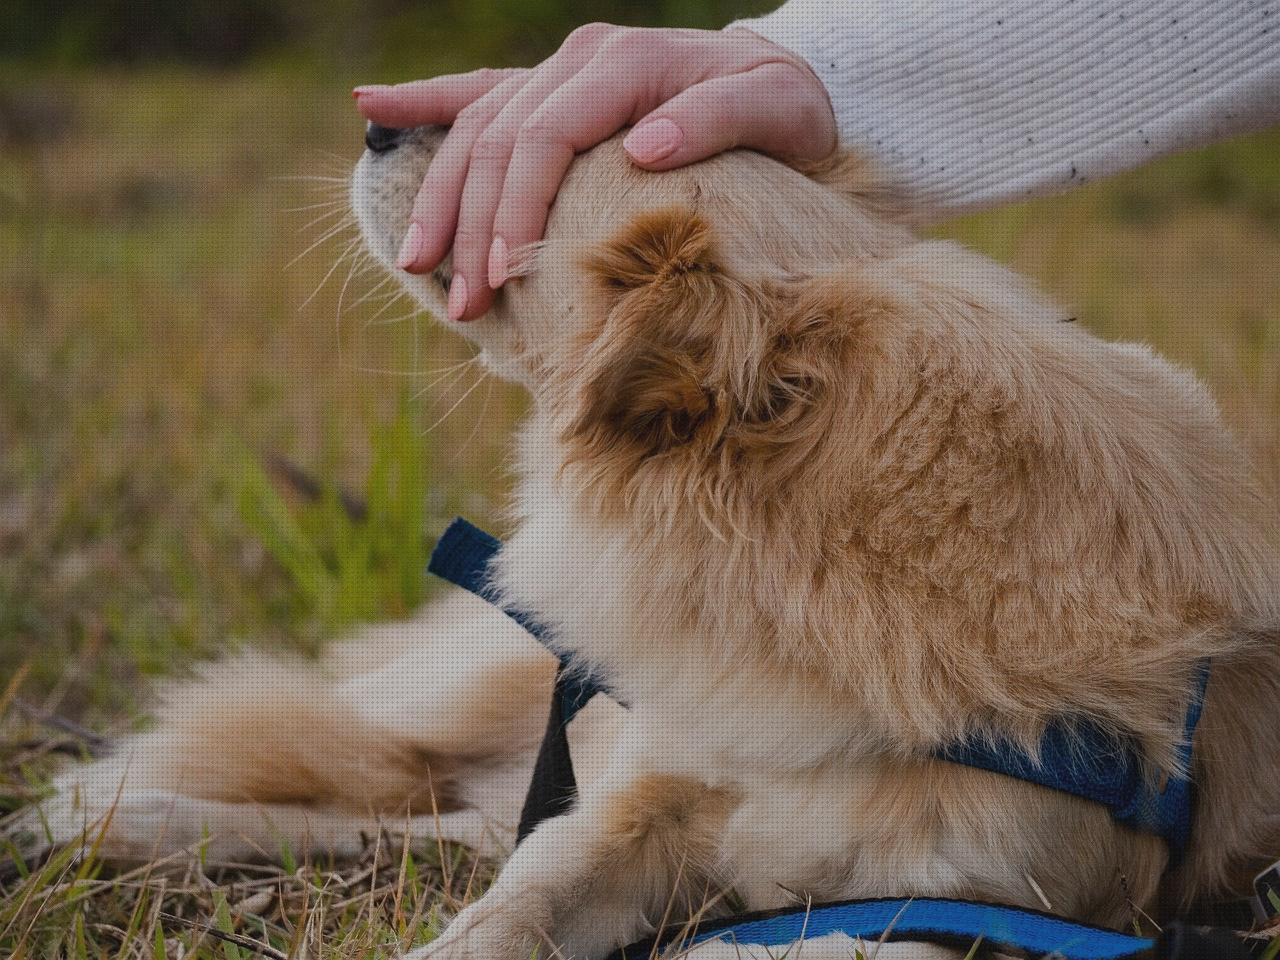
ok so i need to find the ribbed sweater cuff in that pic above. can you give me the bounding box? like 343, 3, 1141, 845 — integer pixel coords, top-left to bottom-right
732, 0, 1280, 223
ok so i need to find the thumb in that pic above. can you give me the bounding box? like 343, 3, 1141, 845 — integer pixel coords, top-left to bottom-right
622, 61, 836, 171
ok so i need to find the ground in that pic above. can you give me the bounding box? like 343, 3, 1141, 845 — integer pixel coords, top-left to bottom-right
0, 68, 1278, 957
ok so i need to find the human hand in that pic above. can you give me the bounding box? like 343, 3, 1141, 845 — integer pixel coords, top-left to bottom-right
353, 24, 836, 321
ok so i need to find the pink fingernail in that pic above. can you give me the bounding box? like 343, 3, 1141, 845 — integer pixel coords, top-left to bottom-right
447, 275, 468, 321
623, 118, 683, 164
397, 222, 423, 270
487, 235, 508, 289
352, 85, 390, 98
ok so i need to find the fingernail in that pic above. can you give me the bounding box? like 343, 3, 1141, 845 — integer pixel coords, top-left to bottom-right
487, 235, 508, 289
623, 118, 683, 164
352, 85, 389, 98
447, 275, 468, 322
396, 222, 423, 270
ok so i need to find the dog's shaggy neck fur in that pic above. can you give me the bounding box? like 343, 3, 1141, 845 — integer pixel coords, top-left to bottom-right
500, 205, 1274, 766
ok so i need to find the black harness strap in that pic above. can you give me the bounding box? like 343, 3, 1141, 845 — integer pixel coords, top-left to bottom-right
517, 683, 579, 840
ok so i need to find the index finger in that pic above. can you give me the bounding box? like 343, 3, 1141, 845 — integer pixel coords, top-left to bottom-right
488, 60, 659, 287
353, 68, 526, 127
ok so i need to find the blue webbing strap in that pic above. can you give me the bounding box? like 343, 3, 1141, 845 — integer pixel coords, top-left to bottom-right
607, 899, 1260, 960
939, 660, 1207, 856
607, 897, 1158, 960
427, 517, 606, 722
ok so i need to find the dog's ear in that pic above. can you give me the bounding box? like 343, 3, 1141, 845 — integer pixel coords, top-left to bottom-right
572, 336, 717, 455
569, 208, 731, 458
585, 207, 721, 295
568, 206, 842, 469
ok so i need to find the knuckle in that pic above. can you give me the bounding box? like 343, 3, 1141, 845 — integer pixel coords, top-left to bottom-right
418, 163, 460, 205
451, 224, 488, 249
515, 114, 564, 149
600, 26, 659, 63
452, 103, 490, 136
563, 21, 614, 54
472, 66, 517, 85
682, 81, 730, 118
774, 61, 817, 98
470, 130, 514, 164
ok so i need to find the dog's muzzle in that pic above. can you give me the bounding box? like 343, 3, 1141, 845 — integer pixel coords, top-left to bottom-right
364, 122, 408, 154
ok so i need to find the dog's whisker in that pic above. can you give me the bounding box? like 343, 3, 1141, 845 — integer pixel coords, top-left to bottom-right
343, 277, 401, 313
363, 289, 411, 325
338, 255, 379, 281
1023, 872, 1053, 912
286, 221, 358, 272
310, 150, 358, 173
341, 257, 381, 279
280, 183, 350, 203
337, 262, 389, 325
411, 357, 478, 400
298, 235, 363, 311
335, 347, 479, 380
281, 198, 349, 214
278, 188, 348, 201
411, 361, 474, 408
420, 367, 487, 435
415, 354, 483, 379
411, 306, 422, 374
345, 288, 406, 315
364, 308, 427, 329
275, 174, 350, 183
297, 206, 353, 234
335, 255, 363, 336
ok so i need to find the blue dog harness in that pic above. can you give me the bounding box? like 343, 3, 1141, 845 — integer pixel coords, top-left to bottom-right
606, 897, 1257, 960
428, 518, 1254, 959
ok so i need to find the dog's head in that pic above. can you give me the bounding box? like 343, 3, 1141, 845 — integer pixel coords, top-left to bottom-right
351, 125, 908, 472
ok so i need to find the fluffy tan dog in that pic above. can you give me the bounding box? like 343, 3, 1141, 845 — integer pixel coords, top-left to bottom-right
352, 127, 1280, 959
11, 126, 1280, 959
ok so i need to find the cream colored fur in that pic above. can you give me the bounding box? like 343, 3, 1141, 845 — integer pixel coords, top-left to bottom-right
7, 588, 571, 864
8, 127, 1279, 960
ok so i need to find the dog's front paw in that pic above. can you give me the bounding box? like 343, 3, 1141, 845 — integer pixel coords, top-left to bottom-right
403, 896, 548, 960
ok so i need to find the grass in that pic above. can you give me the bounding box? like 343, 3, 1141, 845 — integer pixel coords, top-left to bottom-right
0, 64, 1277, 956
1, 815, 492, 959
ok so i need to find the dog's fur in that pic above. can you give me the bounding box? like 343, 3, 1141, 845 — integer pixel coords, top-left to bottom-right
10, 126, 1280, 958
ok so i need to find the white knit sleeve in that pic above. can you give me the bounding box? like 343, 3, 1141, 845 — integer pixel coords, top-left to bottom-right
731, 0, 1280, 222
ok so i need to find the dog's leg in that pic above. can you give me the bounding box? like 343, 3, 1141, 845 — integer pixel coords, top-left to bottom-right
407, 746, 740, 960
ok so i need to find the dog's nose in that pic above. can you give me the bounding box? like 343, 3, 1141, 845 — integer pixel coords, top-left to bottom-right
365, 122, 407, 154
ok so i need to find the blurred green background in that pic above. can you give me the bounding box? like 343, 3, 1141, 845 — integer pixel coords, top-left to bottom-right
2, 0, 1278, 806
